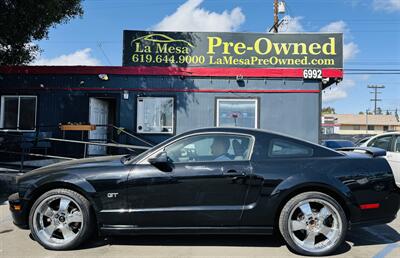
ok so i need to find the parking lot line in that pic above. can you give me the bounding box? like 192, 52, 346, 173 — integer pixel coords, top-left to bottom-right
373, 243, 400, 258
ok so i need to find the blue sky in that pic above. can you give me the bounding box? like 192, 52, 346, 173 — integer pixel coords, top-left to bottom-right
33, 0, 400, 114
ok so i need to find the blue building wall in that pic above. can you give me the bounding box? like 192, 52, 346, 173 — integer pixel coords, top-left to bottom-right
0, 73, 321, 157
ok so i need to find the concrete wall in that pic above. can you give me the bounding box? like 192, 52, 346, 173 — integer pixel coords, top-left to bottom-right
338, 125, 399, 135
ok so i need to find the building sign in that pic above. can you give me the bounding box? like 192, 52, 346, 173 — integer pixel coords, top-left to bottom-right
123, 30, 343, 69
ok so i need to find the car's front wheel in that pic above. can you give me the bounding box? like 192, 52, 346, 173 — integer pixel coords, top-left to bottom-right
279, 191, 347, 256
29, 188, 94, 250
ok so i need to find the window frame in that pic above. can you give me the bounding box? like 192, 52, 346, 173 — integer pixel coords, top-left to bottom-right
136, 96, 175, 135
367, 135, 394, 152
215, 97, 259, 129
0, 95, 37, 132
268, 138, 314, 158
138, 132, 255, 165
394, 135, 400, 153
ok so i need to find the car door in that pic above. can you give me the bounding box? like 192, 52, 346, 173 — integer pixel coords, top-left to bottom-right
387, 135, 400, 187
367, 134, 399, 187
126, 133, 254, 227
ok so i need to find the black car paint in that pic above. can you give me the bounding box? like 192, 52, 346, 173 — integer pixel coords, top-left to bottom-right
9, 128, 400, 234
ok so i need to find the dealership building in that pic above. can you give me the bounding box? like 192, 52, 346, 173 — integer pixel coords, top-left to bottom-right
0, 31, 343, 159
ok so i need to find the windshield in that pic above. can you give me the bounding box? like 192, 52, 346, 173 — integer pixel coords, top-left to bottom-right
121, 134, 183, 164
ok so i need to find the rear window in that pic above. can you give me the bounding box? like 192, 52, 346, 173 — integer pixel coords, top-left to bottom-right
268, 138, 314, 158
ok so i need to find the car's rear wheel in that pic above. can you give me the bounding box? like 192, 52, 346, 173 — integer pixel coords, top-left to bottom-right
279, 191, 347, 256
29, 188, 94, 250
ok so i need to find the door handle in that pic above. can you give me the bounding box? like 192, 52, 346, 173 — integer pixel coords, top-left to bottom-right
223, 169, 246, 176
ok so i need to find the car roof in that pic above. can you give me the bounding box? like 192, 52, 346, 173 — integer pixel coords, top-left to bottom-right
367, 132, 400, 140
181, 127, 295, 139
181, 127, 328, 147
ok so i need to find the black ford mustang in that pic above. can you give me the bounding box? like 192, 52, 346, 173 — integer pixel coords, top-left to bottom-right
8, 128, 400, 255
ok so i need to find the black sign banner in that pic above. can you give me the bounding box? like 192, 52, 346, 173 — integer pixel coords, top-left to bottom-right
123, 30, 343, 69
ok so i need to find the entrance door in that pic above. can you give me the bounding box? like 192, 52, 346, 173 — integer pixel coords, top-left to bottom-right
88, 98, 109, 155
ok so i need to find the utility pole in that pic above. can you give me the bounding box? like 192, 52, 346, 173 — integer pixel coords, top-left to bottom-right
273, 0, 279, 33
368, 85, 385, 115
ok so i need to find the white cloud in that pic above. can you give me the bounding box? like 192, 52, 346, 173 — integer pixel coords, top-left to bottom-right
33, 48, 101, 66
319, 20, 359, 61
373, 0, 400, 12
322, 75, 369, 103
279, 16, 305, 32
152, 0, 245, 32
343, 42, 359, 61
319, 20, 349, 35
322, 78, 356, 102
279, 18, 360, 61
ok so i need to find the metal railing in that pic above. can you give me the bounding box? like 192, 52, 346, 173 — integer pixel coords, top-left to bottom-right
0, 124, 154, 171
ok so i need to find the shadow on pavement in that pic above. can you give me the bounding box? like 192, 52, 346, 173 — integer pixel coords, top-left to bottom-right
347, 224, 400, 246
73, 234, 352, 255
18, 226, 394, 255
67, 225, 398, 255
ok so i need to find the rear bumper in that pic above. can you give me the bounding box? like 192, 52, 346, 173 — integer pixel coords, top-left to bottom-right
350, 188, 400, 228
350, 215, 397, 228
8, 192, 30, 229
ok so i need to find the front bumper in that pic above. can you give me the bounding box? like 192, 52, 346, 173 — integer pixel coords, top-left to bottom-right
8, 192, 30, 229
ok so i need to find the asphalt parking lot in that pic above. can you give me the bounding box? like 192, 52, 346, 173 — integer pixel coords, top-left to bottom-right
0, 204, 399, 258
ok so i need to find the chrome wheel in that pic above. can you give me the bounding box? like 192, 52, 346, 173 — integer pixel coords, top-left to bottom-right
287, 198, 342, 253
32, 195, 83, 247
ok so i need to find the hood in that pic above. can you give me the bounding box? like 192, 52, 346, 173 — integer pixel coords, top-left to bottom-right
18, 155, 125, 181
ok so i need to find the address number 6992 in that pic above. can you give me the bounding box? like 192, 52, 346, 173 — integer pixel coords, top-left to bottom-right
303, 69, 322, 79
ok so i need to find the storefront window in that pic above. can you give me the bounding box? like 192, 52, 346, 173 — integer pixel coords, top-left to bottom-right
0, 96, 37, 131
216, 98, 258, 128
137, 97, 174, 134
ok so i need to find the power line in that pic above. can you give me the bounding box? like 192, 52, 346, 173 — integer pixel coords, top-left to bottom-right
97, 42, 113, 66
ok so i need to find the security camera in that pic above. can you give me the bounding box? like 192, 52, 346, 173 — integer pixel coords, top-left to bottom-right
321, 77, 330, 84
236, 75, 244, 81
98, 74, 109, 81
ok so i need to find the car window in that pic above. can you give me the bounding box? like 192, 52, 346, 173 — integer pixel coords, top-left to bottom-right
367, 135, 393, 151
164, 134, 252, 163
356, 137, 369, 146
268, 138, 313, 158
394, 136, 400, 153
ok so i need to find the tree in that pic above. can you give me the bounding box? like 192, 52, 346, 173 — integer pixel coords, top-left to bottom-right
358, 111, 364, 115
376, 107, 383, 115
322, 107, 336, 114
0, 0, 83, 65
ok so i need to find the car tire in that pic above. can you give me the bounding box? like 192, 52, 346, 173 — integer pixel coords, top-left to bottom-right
29, 188, 94, 250
279, 191, 347, 256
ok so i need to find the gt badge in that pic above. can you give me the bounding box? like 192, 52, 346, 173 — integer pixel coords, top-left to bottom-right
107, 193, 119, 198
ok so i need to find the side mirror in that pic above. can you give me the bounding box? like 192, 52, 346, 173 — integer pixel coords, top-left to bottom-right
148, 151, 173, 172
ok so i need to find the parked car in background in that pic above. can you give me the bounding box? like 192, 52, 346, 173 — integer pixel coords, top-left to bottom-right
358, 132, 400, 187
321, 139, 355, 150
355, 136, 371, 146
8, 128, 400, 256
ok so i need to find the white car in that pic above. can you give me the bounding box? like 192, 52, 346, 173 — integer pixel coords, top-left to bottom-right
360, 132, 400, 187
